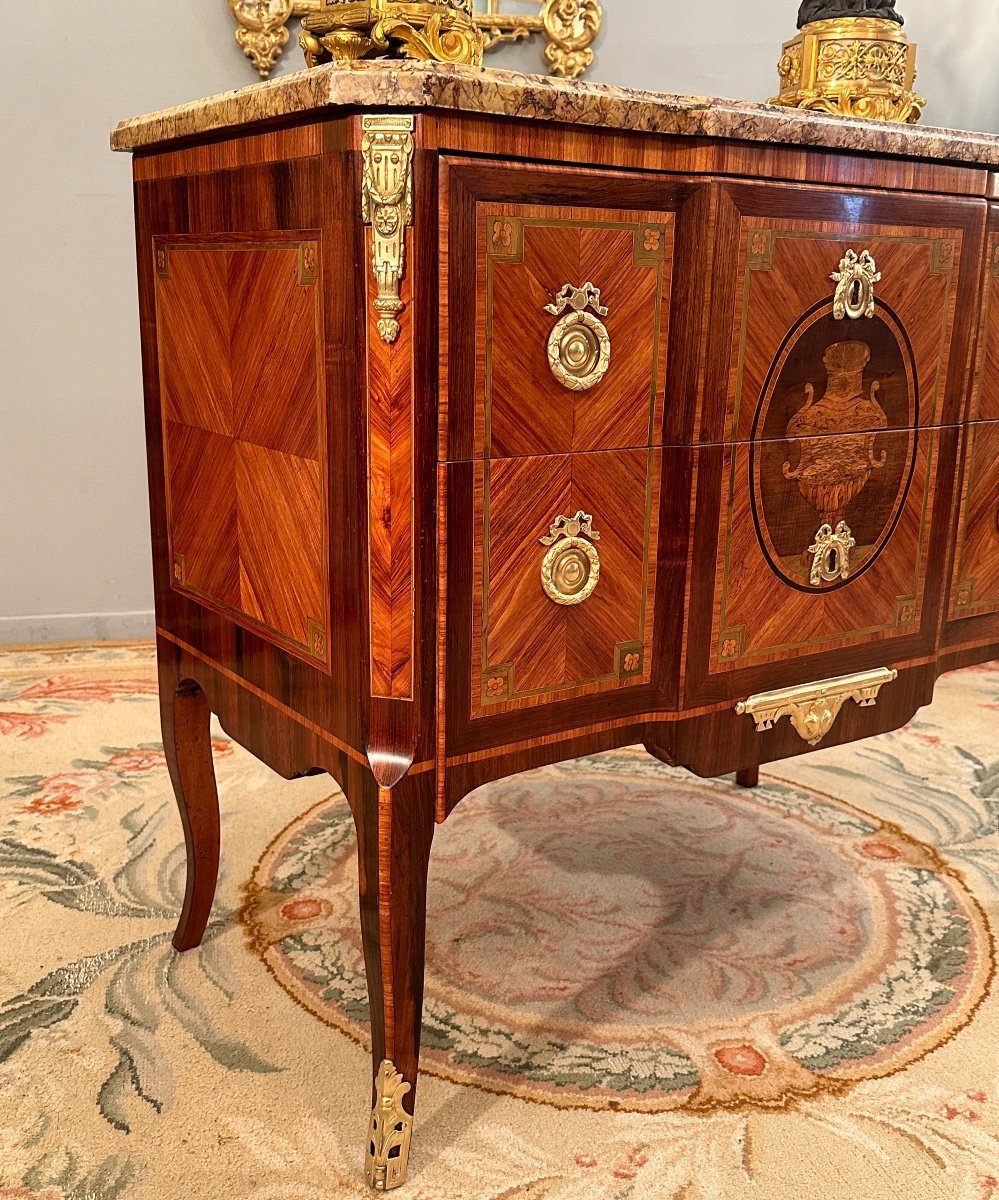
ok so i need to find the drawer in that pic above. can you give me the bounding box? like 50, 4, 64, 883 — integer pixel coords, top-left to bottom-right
972, 213, 999, 423
950, 421, 999, 623
685, 424, 956, 703
455, 449, 662, 719
441, 158, 701, 461
701, 183, 985, 445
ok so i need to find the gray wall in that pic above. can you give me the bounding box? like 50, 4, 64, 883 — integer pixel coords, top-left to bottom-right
2, 1, 997, 642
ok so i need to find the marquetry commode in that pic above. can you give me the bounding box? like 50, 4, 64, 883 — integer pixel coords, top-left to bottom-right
113, 61, 999, 1189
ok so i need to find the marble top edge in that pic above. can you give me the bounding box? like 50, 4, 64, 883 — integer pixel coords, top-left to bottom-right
111, 59, 999, 168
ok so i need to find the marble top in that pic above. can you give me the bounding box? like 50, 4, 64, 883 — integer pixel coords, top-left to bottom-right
112, 59, 999, 167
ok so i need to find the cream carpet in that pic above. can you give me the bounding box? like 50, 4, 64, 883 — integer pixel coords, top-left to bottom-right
0, 642, 996, 1200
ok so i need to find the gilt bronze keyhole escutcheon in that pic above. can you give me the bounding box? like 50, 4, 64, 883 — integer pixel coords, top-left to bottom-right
832, 249, 881, 320
545, 282, 611, 391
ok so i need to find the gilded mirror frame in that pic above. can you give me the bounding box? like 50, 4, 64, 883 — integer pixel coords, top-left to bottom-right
229, 0, 602, 81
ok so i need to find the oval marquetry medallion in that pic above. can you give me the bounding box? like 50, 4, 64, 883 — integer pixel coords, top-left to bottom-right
751, 302, 918, 592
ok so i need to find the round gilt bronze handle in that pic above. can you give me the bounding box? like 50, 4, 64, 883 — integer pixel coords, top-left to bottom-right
539, 510, 602, 606
548, 311, 611, 391
544, 282, 611, 392
541, 536, 601, 606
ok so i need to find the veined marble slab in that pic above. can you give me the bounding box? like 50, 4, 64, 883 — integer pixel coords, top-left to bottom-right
112, 59, 999, 166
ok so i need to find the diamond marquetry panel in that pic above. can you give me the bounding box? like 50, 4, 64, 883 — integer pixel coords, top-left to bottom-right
230, 248, 320, 459
165, 422, 239, 609
970, 229, 999, 424
155, 238, 328, 667
236, 443, 324, 647
158, 249, 232, 436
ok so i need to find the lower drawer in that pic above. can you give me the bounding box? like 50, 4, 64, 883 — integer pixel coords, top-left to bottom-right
452, 449, 662, 720
686, 424, 955, 703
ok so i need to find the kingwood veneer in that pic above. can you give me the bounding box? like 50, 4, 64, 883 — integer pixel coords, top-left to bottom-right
114, 60, 999, 1190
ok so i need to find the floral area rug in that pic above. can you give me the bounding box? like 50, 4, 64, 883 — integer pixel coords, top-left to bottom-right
0, 643, 997, 1200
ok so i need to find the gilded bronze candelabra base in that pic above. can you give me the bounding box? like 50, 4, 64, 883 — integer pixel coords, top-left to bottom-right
301, 0, 485, 68
771, 17, 924, 124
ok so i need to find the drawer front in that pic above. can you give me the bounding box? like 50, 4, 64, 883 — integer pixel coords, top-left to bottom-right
687, 424, 952, 698
971, 215, 999, 424
951, 421, 999, 622
442, 159, 697, 462
470, 450, 660, 717
703, 184, 983, 445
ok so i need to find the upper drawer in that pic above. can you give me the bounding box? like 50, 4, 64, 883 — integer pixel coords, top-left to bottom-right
441, 158, 701, 461
700, 183, 986, 445
968, 207, 999, 424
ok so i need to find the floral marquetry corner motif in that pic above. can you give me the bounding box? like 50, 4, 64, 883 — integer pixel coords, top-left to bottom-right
172, 553, 186, 586
488, 215, 524, 262
893, 595, 917, 627
615, 642, 644, 679
719, 628, 747, 663
931, 239, 957, 276
482, 665, 514, 705
956, 581, 976, 610
308, 620, 327, 659
298, 241, 318, 285
747, 229, 776, 272
633, 223, 667, 267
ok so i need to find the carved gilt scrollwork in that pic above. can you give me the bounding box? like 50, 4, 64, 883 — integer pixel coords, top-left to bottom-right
545, 283, 611, 391
540, 511, 602, 606
228, 0, 602, 80
832, 249, 881, 320
541, 0, 603, 78
301, 0, 485, 68
229, 0, 295, 77
361, 115, 415, 345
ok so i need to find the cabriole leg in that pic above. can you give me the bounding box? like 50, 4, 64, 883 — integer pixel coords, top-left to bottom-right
158, 649, 221, 952
347, 762, 435, 1191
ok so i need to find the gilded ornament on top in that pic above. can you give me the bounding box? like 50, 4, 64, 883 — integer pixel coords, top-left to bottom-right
228, 0, 601, 79
771, 11, 924, 125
